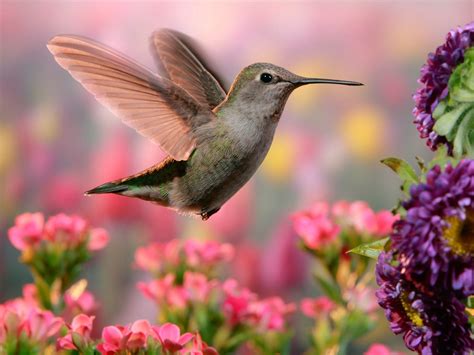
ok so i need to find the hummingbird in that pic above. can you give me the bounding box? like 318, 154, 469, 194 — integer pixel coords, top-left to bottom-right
47, 29, 362, 220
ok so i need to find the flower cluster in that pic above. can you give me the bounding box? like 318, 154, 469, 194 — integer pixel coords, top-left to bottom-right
292, 200, 398, 252
376, 160, 474, 353
0, 298, 63, 353
413, 21, 473, 153
7, 213, 107, 315
293, 201, 395, 354
8, 212, 109, 252
136, 239, 295, 354
135, 239, 234, 277
56, 315, 211, 355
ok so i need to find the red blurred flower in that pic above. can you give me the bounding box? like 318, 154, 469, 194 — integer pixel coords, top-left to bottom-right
247, 297, 296, 331
300, 296, 335, 317
222, 279, 256, 325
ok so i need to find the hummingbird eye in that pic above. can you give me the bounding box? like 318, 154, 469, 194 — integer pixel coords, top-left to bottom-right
260, 73, 273, 83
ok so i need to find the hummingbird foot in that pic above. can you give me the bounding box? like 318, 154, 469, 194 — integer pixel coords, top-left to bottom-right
200, 207, 221, 221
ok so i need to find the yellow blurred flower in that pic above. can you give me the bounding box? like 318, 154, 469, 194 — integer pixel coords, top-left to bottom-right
0, 123, 17, 174
261, 133, 296, 183
339, 106, 386, 160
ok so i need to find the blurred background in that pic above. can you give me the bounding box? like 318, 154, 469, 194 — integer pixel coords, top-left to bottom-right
1, 1, 472, 352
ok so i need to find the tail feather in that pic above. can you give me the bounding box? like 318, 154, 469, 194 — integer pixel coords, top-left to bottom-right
84, 182, 129, 195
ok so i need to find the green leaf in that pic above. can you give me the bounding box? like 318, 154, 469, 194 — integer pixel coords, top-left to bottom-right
348, 237, 389, 259
453, 106, 474, 157
433, 103, 468, 138
380, 157, 419, 193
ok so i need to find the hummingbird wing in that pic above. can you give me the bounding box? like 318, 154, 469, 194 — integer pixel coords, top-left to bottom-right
47, 35, 214, 161
150, 29, 227, 110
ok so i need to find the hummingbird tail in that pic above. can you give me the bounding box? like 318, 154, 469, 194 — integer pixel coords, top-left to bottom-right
84, 182, 129, 196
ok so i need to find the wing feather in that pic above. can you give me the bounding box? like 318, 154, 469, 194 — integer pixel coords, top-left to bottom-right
150, 29, 227, 109
47, 35, 214, 161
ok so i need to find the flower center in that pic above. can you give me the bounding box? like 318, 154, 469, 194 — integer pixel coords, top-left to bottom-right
443, 211, 474, 256
400, 291, 424, 327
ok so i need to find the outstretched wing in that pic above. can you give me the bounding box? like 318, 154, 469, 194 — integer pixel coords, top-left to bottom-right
47, 35, 214, 161
150, 29, 227, 110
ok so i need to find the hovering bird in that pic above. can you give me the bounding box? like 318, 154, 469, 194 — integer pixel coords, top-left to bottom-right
47, 29, 362, 220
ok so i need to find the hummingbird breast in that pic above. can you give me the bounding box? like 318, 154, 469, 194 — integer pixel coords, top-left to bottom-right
168, 116, 277, 214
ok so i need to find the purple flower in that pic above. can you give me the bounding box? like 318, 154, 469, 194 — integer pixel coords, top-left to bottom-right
376, 252, 473, 354
413, 22, 474, 150
390, 160, 474, 297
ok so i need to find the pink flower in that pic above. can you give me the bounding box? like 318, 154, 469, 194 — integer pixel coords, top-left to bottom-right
71, 314, 95, 336
64, 289, 98, 315
222, 279, 256, 325
8, 212, 44, 250
26, 308, 64, 342
345, 201, 398, 236
300, 296, 335, 317
183, 272, 218, 303
184, 239, 234, 267
331, 201, 351, 218
57, 314, 95, 350
57, 334, 76, 350
137, 274, 188, 309
247, 297, 295, 331
97, 325, 130, 354
22, 284, 39, 306
88, 228, 109, 251
153, 323, 193, 352
1, 299, 63, 344
292, 202, 340, 250
44, 213, 88, 247
332, 201, 398, 236
127, 320, 152, 350
346, 201, 375, 233
96, 320, 161, 354
186, 333, 219, 355
365, 343, 403, 355
372, 211, 399, 236
134, 240, 180, 273
345, 286, 378, 314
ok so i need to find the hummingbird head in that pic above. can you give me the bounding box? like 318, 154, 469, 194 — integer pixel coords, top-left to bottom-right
220, 63, 362, 121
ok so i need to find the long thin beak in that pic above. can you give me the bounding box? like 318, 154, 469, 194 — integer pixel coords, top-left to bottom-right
292, 78, 364, 86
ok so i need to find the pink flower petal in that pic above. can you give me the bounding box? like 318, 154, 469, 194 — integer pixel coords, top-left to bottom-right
178, 332, 194, 345
158, 323, 180, 343
102, 326, 123, 347
71, 314, 94, 336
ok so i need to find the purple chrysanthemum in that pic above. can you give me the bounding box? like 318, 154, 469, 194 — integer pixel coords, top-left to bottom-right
376, 252, 473, 354
413, 22, 474, 150
391, 160, 474, 297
